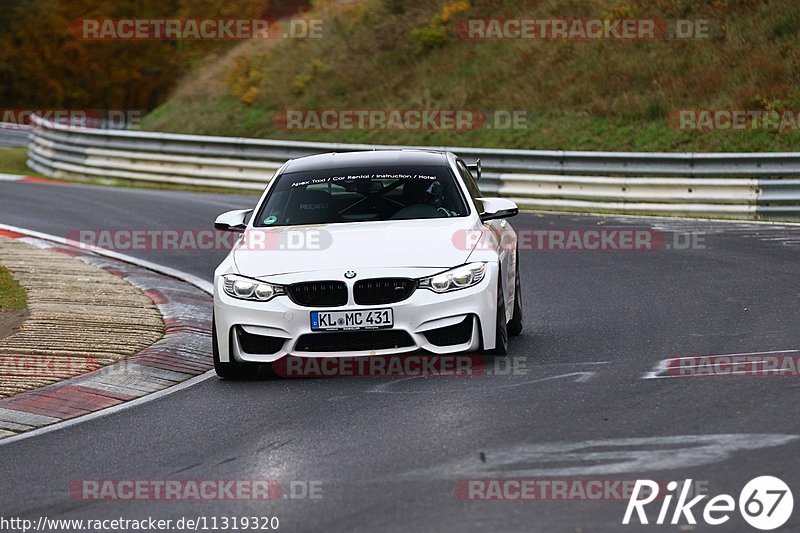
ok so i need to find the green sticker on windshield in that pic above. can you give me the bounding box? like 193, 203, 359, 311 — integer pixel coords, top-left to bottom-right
263, 215, 277, 225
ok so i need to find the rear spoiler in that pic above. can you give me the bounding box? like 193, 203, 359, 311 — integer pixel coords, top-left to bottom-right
467, 159, 482, 180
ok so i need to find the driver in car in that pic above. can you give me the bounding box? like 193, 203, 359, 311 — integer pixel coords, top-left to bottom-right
400, 179, 457, 217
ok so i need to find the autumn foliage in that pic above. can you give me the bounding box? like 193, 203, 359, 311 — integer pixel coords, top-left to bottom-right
0, 0, 310, 111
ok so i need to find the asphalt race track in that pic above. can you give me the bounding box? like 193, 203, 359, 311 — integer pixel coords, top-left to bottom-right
1, 180, 799, 532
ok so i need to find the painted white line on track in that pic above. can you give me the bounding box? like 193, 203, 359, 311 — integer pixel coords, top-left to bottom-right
365, 371, 597, 394
495, 371, 597, 388
0, 173, 25, 181
666, 349, 798, 359
641, 358, 671, 380
0, 223, 217, 445
404, 434, 800, 479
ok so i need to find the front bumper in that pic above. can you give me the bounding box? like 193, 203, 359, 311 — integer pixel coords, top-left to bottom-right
213, 265, 498, 362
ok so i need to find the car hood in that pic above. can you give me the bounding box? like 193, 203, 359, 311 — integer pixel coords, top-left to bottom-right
232, 218, 480, 277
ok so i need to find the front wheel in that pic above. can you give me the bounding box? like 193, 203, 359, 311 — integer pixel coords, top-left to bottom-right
212, 316, 258, 379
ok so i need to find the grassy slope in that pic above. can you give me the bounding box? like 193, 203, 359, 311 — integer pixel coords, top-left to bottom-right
0, 148, 44, 177
0, 266, 26, 312
126, 0, 800, 151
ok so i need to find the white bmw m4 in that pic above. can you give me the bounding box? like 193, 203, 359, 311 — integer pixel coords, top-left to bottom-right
212, 150, 522, 378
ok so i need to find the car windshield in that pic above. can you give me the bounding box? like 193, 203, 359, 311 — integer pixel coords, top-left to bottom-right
254, 165, 469, 227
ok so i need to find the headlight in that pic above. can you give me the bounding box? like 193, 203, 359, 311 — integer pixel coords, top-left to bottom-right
419, 262, 487, 293
222, 274, 285, 302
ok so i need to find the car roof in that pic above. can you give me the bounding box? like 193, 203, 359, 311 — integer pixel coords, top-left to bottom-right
283, 150, 450, 173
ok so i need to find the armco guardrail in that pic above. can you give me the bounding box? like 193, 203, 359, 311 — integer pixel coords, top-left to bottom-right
26, 115, 800, 219
0, 123, 31, 148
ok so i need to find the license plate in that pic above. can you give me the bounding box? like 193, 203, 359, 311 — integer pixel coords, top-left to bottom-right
310, 309, 393, 331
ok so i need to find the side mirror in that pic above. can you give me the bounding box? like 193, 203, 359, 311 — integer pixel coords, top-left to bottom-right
214, 209, 252, 232
467, 159, 482, 180
478, 198, 518, 222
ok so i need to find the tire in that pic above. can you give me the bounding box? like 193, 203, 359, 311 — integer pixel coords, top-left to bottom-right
507, 255, 523, 337
485, 279, 508, 356
212, 316, 257, 379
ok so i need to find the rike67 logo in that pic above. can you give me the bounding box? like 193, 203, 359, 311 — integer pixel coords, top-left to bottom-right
623, 476, 793, 530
